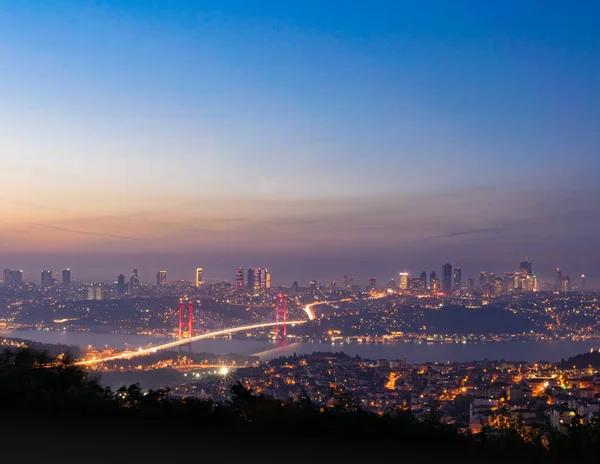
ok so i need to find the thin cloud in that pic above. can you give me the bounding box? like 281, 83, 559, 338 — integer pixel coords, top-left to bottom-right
427, 228, 504, 240
24, 223, 135, 240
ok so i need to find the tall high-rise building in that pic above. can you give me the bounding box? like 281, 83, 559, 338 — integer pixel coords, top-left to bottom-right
581, 274, 586, 291
419, 271, 427, 291
247, 268, 256, 290
387, 278, 397, 290
467, 278, 474, 292
429, 271, 437, 289
504, 272, 516, 293
4, 269, 23, 287
555, 268, 562, 291
368, 277, 376, 290
195, 268, 204, 287
264, 271, 271, 290
88, 284, 103, 301
235, 267, 245, 290
452, 268, 462, 291
561, 275, 571, 293
491, 278, 504, 298
520, 258, 533, 276
348, 275, 354, 289
129, 269, 140, 294
430, 278, 440, 294
157, 270, 167, 287
479, 272, 488, 290
62, 269, 71, 288
442, 263, 452, 294
117, 274, 126, 295
257, 268, 268, 290
399, 272, 409, 290
330, 280, 337, 292
41, 270, 54, 287
341, 275, 348, 291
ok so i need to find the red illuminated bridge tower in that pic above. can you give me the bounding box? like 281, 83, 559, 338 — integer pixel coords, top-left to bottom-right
274, 294, 288, 340
178, 299, 194, 339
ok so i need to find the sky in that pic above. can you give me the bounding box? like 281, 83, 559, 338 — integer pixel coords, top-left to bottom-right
0, 1, 599, 286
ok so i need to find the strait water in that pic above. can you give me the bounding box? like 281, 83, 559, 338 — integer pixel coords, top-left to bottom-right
3, 330, 600, 364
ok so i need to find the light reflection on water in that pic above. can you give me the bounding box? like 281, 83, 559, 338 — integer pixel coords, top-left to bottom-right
3, 330, 600, 363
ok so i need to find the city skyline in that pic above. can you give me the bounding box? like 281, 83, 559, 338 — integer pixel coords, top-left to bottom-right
0, 257, 590, 291
0, 2, 599, 284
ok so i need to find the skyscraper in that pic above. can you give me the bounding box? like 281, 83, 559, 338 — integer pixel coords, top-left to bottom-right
88, 284, 103, 301
117, 274, 126, 295
452, 268, 462, 291
41, 270, 54, 287
4, 269, 23, 287
257, 268, 268, 290
368, 277, 376, 290
157, 270, 167, 287
555, 268, 562, 291
467, 278, 474, 292
342, 275, 348, 291
581, 274, 586, 291
62, 269, 71, 288
429, 271, 437, 289
235, 267, 245, 290
419, 271, 427, 291
399, 272, 409, 290
195, 268, 204, 287
129, 268, 140, 294
442, 263, 452, 294
520, 258, 533, 276
264, 270, 271, 290
561, 275, 571, 293
247, 268, 256, 290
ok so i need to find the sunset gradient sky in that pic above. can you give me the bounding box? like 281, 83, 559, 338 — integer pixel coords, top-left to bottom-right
0, 1, 599, 285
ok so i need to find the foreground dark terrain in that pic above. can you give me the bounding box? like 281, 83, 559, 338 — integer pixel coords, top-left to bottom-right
0, 349, 596, 462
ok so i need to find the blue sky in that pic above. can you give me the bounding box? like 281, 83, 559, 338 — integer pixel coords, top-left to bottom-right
0, 1, 599, 285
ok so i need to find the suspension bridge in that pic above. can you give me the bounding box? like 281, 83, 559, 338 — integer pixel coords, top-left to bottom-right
76, 294, 301, 366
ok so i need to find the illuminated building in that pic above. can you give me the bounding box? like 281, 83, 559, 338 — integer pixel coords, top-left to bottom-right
491, 278, 504, 297
479, 272, 488, 289
195, 268, 204, 287
408, 278, 424, 292
117, 274, 126, 295
533, 275, 538, 291
430, 278, 440, 294
467, 278, 474, 292
504, 272, 516, 294
87, 284, 103, 301
62, 269, 71, 288
419, 271, 427, 290
3, 269, 22, 287
453, 267, 462, 291
265, 271, 271, 289
129, 269, 140, 294
429, 271, 437, 290
520, 258, 533, 276
41, 270, 54, 287
235, 268, 244, 290
157, 270, 167, 287
257, 268, 268, 291
247, 268, 256, 290
330, 280, 336, 292
581, 274, 586, 291
342, 275, 348, 291
399, 272, 409, 290
369, 277, 376, 290
387, 278, 397, 290
561, 275, 571, 293
555, 268, 562, 291
442, 263, 452, 294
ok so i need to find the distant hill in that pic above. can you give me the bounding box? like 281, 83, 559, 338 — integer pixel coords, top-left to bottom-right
423, 305, 534, 335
